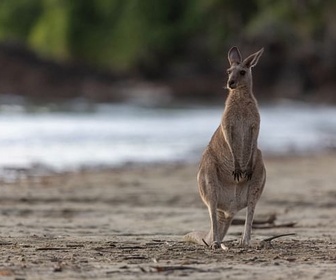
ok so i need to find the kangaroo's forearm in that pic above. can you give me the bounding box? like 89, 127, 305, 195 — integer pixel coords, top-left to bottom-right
221, 124, 237, 163
244, 126, 259, 169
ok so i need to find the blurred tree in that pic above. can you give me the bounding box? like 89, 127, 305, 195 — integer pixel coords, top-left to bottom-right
29, 0, 71, 59
76, 0, 189, 73
0, 0, 335, 84
0, 0, 259, 74
0, 0, 42, 41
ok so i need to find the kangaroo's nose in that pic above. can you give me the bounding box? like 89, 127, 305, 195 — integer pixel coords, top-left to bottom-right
228, 80, 236, 89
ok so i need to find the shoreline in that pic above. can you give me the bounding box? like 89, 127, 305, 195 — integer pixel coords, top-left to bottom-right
1, 150, 335, 183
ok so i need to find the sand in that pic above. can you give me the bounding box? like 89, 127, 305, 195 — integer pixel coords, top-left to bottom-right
0, 154, 335, 279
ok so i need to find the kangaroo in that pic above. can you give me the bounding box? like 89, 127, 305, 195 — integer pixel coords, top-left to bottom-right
184, 46, 266, 250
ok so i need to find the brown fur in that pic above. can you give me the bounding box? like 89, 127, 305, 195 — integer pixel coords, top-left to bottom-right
184, 47, 266, 249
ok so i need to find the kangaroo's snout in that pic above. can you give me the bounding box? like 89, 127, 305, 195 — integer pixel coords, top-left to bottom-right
228, 80, 236, 89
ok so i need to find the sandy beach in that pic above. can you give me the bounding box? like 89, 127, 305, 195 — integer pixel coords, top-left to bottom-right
0, 153, 335, 279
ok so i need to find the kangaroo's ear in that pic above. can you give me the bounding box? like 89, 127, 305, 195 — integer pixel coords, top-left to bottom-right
243, 48, 264, 68
228, 46, 242, 65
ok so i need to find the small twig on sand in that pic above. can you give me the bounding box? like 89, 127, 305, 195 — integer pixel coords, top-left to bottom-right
260, 233, 296, 248
36, 247, 67, 251
232, 214, 296, 229
232, 213, 277, 226
253, 222, 297, 229
262, 233, 296, 242
150, 265, 206, 273
202, 239, 209, 247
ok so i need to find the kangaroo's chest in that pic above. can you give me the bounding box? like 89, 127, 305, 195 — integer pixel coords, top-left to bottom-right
225, 102, 259, 125
224, 102, 260, 140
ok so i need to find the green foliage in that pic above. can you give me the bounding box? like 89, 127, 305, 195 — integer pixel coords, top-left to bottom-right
246, 0, 327, 42
0, 0, 41, 41
29, 0, 71, 59
0, 0, 333, 73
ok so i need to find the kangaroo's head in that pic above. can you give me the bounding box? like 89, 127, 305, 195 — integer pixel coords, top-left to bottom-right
226, 46, 264, 91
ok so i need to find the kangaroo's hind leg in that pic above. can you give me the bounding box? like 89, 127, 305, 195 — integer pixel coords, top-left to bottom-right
241, 164, 266, 247
198, 169, 221, 249
207, 202, 220, 249
217, 210, 234, 250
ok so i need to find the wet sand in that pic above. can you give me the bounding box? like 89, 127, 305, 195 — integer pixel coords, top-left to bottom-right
0, 154, 335, 279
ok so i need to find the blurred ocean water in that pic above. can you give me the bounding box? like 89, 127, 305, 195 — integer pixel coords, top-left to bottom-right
0, 102, 335, 171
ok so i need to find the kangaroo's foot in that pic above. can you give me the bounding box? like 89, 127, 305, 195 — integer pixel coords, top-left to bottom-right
184, 232, 229, 250
238, 238, 250, 248
210, 241, 229, 250
210, 241, 220, 249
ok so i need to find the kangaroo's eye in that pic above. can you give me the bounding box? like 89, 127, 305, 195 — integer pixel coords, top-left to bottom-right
240, 70, 246, 76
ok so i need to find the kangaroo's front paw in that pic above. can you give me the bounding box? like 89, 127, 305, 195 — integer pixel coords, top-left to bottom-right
232, 169, 243, 181
210, 241, 220, 250
244, 169, 253, 180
